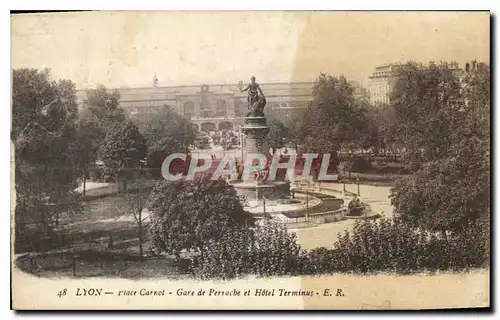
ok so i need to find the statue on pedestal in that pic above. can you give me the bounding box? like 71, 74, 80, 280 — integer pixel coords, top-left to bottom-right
239, 76, 267, 117
232, 77, 291, 207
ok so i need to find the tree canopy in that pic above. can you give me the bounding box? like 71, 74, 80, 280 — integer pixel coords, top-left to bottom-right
77, 84, 127, 166
99, 120, 147, 183
370, 103, 400, 156
140, 105, 197, 172
12, 68, 82, 235
292, 74, 377, 153
389, 61, 464, 162
148, 177, 253, 258
267, 116, 290, 154
390, 61, 490, 233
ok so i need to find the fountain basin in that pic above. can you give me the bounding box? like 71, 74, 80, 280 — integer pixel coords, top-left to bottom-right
231, 180, 291, 202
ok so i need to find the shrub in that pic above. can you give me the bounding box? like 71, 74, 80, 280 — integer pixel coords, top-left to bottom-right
87, 166, 118, 182
300, 217, 488, 275
253, 220, 301, 277
191, 219, 301, 279
330, 217, 429, 273
374, 164, 411, 175
148, 178, 253, 258
299, 247, 336, 275
191, 216, 488, 279
347, 156, 373, 173
191, 228, 255, 280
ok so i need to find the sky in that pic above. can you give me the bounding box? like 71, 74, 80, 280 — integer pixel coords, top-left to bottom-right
11, 11, 490, 89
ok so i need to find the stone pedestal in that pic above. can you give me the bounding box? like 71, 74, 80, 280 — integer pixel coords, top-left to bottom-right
232, 115, 290, 205
241, 116, 269, 155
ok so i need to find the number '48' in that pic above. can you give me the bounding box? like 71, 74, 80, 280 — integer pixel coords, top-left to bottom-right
57, 289, 67, 298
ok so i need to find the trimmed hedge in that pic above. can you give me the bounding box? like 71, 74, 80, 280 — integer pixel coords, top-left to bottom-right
301, 217, 488, 275
191, 220, 301, 279
190, 217, 488, 279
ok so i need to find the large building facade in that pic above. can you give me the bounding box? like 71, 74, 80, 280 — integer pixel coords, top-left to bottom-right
77, 81, 316, 132
368, 61, 482, 106
368, 64, 397, 105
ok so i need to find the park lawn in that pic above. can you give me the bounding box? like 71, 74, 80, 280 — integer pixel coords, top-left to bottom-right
14, 191, 181, 278
341, 172, 406, 186
15, 249, 189, 279
309, 198, 344, 213
70, 191, 144, 223
281, 198, 344, 219
15, 193, 147, 254
77, 180, 156, 201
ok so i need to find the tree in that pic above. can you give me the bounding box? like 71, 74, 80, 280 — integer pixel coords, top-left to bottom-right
267, 117, 289, 154
391, 148, 488, 234
356, 105, 380, 152
390, 62, 490, 234
83, 84, 125, 126
12, 68, 82, 238
147, 177, 253, 259
293, 74, 376, 154
192, 219, 301, 279
371, 104, 400, 157
76, 85, 128, 193
124, 177, 153, 257
77, 84, 126, 166
141, 105, 197, 176
389, 61, 464, 163
98, 120, 147, 190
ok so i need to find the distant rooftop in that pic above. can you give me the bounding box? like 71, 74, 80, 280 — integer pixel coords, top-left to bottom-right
76, 81, 317, 92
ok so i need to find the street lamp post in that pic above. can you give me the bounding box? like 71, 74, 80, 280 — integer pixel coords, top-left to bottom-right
348, 150, 352, 178
255, 179, 259, 201
82, 165, 87, 197
357, 176, 360, 197
306, 189, 309, 221
343, 175, 346, 193
263, 197, 266, 217
240, 126, 244, 161
364, 201, 367, 220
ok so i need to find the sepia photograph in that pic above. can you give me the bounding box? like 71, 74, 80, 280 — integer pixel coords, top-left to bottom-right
10, 10, 491, 310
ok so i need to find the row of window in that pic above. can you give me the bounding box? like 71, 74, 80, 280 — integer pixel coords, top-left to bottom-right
182, 100, 310, 118
184, 100, 231, 118
126, 99, 310, 118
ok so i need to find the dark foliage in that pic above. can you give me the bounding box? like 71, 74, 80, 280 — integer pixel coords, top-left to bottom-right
141, 105, 197, 176
147, 177, 253, 258
78, 84, 127, 166
191, 216, 488, 279
12, 68, 83, 238
303, 217, 488, 274
98, 120, 147, 183
345, 156, 373, 173
291, 74, 378, 154
390, 62, 490, 233
191, 219, 301, 279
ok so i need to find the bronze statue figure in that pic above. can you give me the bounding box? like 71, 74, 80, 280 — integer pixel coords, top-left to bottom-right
239, 76, 266, 117
247, 95, 267, 117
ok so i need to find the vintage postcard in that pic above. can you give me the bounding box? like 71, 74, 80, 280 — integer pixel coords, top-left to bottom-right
10, 11, 490, 310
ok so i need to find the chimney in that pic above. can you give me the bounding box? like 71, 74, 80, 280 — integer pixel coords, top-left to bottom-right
465, 63, 470, 72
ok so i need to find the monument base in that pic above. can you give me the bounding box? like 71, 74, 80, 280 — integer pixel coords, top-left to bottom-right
240, 116, 269, 155
233, 88, 293, 211
231, 180, 291, 203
